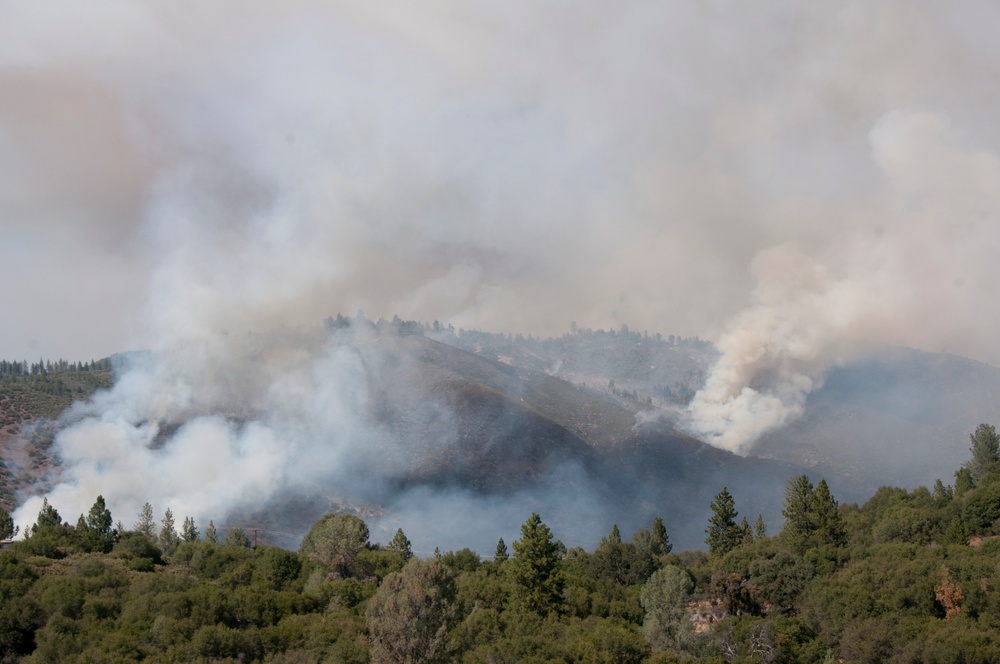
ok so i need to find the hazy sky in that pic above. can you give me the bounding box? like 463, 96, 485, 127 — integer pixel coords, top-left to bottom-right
2, 1, 1000, 368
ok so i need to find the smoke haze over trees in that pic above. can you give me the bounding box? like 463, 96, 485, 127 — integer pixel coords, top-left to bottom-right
4, 2, 1000, 556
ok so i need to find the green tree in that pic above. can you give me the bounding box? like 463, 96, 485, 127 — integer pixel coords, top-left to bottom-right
299, 513, 370, 577
32, 498, 61, 533
955, 467, 975, 496
651, 516, 672, 555
932, 479, 953, 505
739, 517, 753, 544
366, 559, 458, 664
706, 487, 742, 555
181, 516, 199, 542
84, 495, 114, 552
158, 508, 178, 551
813, 479, 846, 546
135, 502, 155, 539
781, 475, 816, 539
205, 520, 218, 543
964, 482, 1000, 533
966, 423, 999, 483
753, 514, 766, 540
223, 527, 251, 548
640, 565, 697, 653
592, 524, 656, 586
509, 512, 563, 615
386, 528, 413, 561
0, 507, 18, 541
494, 537, 509, 563
255, 546, 301, 590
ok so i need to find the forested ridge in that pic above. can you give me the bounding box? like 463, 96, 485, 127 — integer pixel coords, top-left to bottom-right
2, 427, 1000, 662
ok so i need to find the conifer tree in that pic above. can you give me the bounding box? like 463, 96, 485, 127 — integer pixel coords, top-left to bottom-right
494, 537, 509, 563
705, 487, 741, 555
932, 479, 953, 505
651, 516, 672, 556
0, 507, 18, 540
85, 495, 115, 552
136, 502, 155, 539
739, 517, 753, 544
86, 496, 113, 537
510, 512, 563, 614
32, 498, 61, 533
966, 423, 999, 483
955, 467, 975, 496
181, 516, 199, 542
205, 520, 218, 543
813, 479, 846, 546
159, 508, 178, 550
224, 527, 251, 548
387, 528, 413, 561
781, 475, 816, 538
753, 514, 766, 540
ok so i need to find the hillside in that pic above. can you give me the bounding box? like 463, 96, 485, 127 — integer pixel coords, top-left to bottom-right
249, 331, 800, 552
0, 367, 114, 510
6, 322, 1000, 552
443, 330, 1000, 502
753, 347, 1000, 498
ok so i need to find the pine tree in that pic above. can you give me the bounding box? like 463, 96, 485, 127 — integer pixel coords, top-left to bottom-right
494, 538, 509, 563
753, 514, 766, 540
932, 479, 953, 505
85, 495, 115, 552
181, 516, 199, 542
32, 498, 61, 533
651, 516, 672, 556
159, 508, 178, 550
224, 527, 251, 548
205, 520, 218, 543
812, 479, 846, 546
510, 513, 563, 614
136, 502, 155, 539
86, 496, 113, 537
955, 467, 975, 496
387, 528, 413, 561
705, 487, 741, 555
781, 475, 816, 538
609, 524, 622, 544
0, 507, 18, 540
966, 423, 1000, 483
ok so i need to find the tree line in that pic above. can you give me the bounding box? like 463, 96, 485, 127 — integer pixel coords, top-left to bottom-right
1, 425, 1000, 661
0, 357, 112, 377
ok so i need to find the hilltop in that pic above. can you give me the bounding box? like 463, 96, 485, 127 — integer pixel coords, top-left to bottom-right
5, 318, 1000, 553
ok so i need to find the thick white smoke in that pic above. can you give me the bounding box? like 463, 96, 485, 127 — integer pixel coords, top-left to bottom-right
687, 109, 1000, 453
4, 2, 1000, 535
13, 329, 380, 534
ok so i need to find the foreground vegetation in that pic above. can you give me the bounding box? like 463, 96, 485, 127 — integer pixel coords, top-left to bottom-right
2, 425, 1000, 662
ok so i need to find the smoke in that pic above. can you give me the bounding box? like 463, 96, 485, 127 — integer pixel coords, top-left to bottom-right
687, 109, 1000, 453
5, 2, 1000, 540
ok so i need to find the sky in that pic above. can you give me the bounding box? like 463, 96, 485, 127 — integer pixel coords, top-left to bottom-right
4, 2, 1000, 459
2, 1, 998, 367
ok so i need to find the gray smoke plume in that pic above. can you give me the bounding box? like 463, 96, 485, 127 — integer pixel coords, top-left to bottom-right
6, 3, 1000, 541
686, 109, 1000, 453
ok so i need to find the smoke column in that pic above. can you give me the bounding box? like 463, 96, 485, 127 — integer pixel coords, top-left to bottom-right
3, 3, 1000, 538
687, 110, 1000, 453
